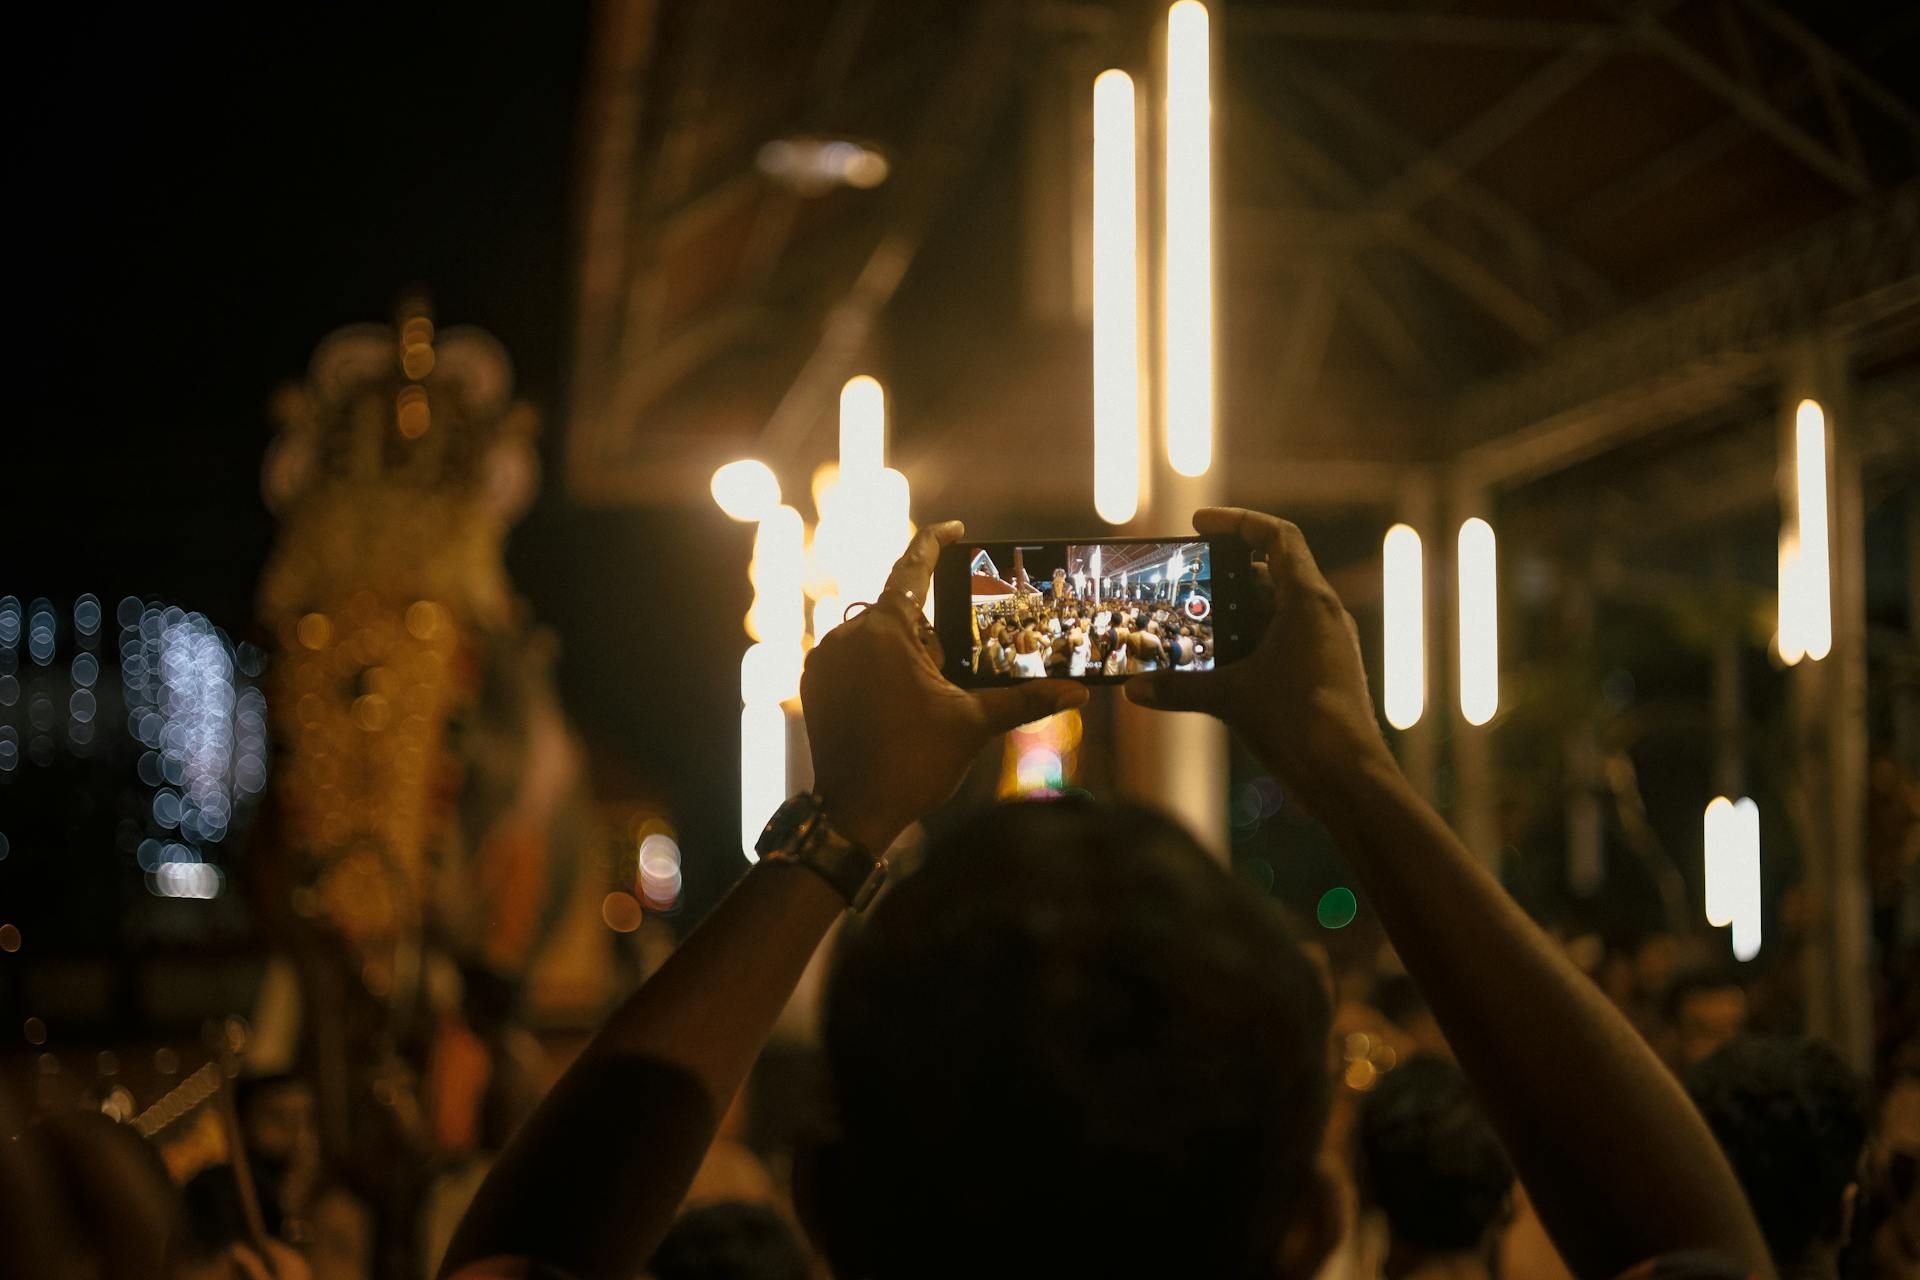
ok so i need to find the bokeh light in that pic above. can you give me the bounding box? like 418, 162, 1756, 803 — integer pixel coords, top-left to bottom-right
711, 459, 782, 522
638, 832, 683, 913
1316, 886, 1358, 929
601, 890, 643, 933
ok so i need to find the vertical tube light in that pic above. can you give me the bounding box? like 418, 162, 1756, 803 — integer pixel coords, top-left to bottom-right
1093, 69, 1141, 525
1382, 523, 1425, 730
839, 375, 885, 482
1794, 399, 1832, 661
1165, 1, 1213, 478
741, 503, 806, 860
1703, 796, 1734, 927
1457, 517, 1498, 726
740, 701, 786, 861
1731, 797, 1762, 961
747, 505, 807, 649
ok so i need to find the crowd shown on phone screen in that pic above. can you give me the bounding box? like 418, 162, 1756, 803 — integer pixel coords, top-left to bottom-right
972, 596, 1216, 677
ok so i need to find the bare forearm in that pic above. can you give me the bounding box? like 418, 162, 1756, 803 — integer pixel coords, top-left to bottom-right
1302, 746, 1771, 1278
440, 861, 844, 1279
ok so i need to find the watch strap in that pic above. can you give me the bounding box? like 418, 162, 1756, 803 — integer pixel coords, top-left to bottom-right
755, 794, 886, 908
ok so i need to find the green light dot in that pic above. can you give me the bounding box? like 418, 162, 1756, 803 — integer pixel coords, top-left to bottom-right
1316, 886, 1358, 929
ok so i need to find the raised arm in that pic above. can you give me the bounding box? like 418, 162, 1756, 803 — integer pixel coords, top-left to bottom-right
1127, 507, 1771, 1280
439, 524, 1083, 1279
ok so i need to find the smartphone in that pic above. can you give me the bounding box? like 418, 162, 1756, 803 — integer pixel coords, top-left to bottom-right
933, 534, 1257, 686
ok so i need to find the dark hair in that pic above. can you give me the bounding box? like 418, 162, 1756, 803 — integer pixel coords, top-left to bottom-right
1684, 1035, 1870, 1265
649, 1202, 809, 1280
1356, 1055, 1513, 1252
820, 798, 1330, 1279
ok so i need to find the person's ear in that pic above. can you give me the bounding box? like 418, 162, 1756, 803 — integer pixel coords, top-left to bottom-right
1273, 1157, 1347, 1280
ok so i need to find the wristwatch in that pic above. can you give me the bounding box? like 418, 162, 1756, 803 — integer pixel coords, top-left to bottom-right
755, 793, 887, 910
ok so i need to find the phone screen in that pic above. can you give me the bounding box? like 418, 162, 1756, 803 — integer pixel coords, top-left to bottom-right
934, 535, 1255, 686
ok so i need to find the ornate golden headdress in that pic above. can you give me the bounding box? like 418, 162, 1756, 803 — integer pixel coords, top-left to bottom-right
257, 296, 539, 997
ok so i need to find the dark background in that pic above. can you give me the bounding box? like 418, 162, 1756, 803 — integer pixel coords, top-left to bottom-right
15, 4, 760, 933
11, 4, 1911, 978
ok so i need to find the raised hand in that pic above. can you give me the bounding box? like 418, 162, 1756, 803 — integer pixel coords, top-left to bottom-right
803, 521, 1088, 851
1124, 507, 1393, 811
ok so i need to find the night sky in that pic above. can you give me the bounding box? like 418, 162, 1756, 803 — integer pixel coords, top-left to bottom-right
19, 4, 758, 926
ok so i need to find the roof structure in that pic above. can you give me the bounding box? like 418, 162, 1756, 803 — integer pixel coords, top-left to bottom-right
565, 0, 1919, 526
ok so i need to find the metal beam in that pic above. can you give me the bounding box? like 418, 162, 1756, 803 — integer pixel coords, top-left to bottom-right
567, 0, 659, 494
1622, 10, 1876, 197
1270, 268, 1340, 425
1451, 183, 1920, 483
1735, 0, 1920, 141
755, 1, 1025, 463
1342, 266, 1442, 385
1276, 62, 1622, 313
1504, 372, 1920, 551
1237, 100, 1561, 346
1367, 1, 1687, 219
737, 0, 877, 286
1230, 7, 1609, 49
1561, 112, 1754, 244
1381, 213, 1558, 344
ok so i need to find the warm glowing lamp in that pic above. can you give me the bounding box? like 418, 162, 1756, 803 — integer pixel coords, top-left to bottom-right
1794, 399, 1832, 661
1731, 797, 1762, 961
1165, 1, 1213, 478
839, 375, 885, 482
1703, 796, 1735, 927
1092, 68, 1141, 524
1457, 517, 1498, 726
711, 459, 781, 522
1382, 524, 1424, 730
739, 701, 786, 861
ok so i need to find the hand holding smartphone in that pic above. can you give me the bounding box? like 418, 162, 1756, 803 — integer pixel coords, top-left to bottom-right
933, 534, 1256, 686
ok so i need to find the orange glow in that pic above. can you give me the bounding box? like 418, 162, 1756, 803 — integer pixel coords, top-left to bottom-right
295, 612, 332, 651
600, 891, 643, 933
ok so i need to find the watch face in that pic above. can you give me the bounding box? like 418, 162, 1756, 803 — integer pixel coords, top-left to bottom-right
755, 795, 815, 855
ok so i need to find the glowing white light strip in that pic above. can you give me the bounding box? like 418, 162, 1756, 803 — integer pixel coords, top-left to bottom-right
711, 459, 781, 522
1382, 524, 1425, 730
1794, 399, 1832, 662
1457, 517, 1498, 726
839, 375, 885, 483
1164, 1, 1213, 478
747, 505, 807, 647
1730, 797, 1762, 961
742, 505, 807, 861
1093, 68, 1141, 524
812, 398, 913, 641
1703, 796, 1735, 927
740, 701, 786, 861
